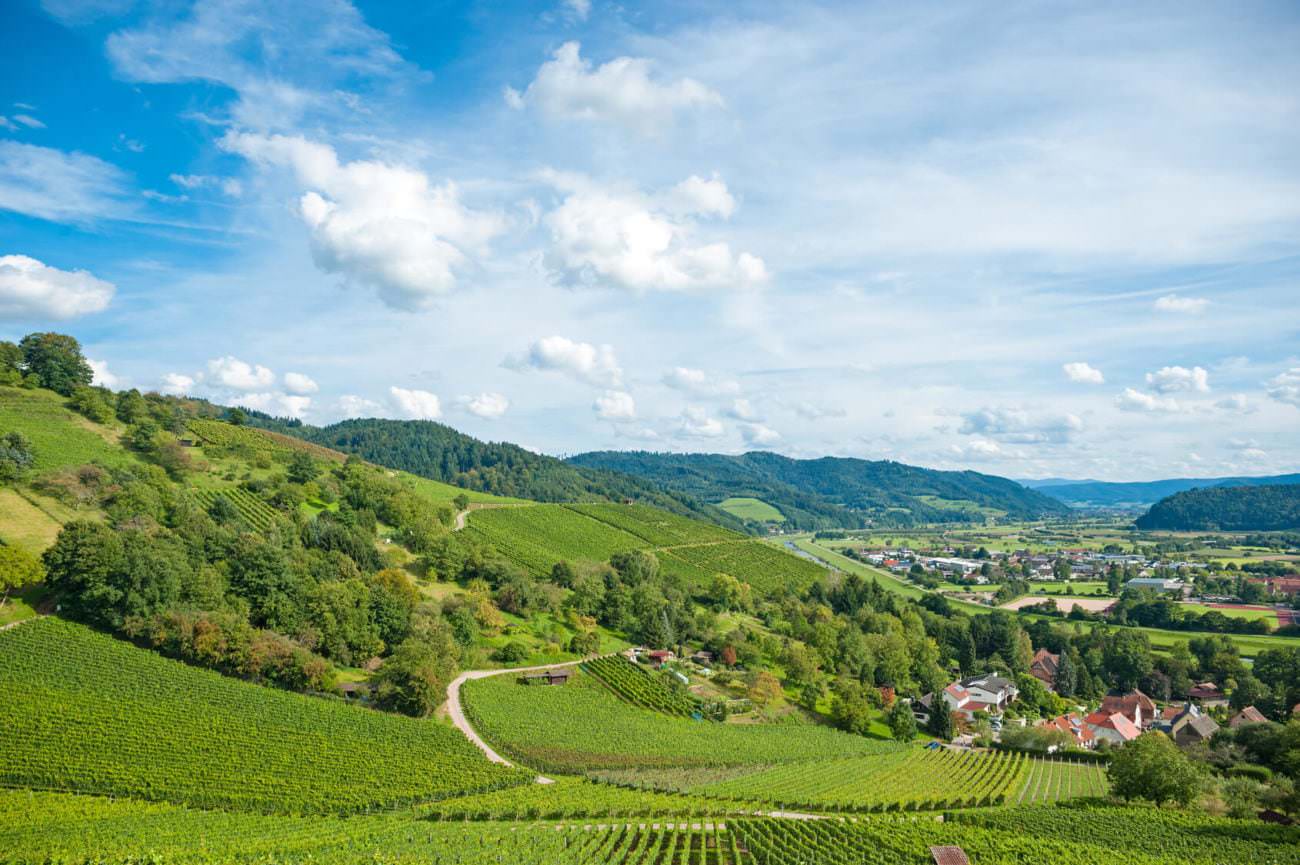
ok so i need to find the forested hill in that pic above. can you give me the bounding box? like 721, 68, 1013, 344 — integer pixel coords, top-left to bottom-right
1029, 473, 1300, 508
565, 450, 1069, 529
1134, 483, 1300, 531
258, 417, 745, 531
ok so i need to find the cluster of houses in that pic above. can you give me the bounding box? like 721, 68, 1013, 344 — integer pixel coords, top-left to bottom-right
858, 545, 1205, 588
909, 646, 1270, 752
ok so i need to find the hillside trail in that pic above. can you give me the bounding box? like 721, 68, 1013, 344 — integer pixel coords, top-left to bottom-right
452, 502, 529, 532
0, 614, 45, 633
443, 658, 591, 784
442, 655, 829, 819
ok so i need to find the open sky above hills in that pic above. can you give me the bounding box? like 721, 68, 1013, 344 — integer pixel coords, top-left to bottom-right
2, 0, 1299, 480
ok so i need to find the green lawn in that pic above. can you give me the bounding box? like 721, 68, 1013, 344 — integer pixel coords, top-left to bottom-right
718, 497, 786, 522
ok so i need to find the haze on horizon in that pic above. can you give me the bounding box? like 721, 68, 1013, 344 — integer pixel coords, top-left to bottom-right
2, 0, 1298, 483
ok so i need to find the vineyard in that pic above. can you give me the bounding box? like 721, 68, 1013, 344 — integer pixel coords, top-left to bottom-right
188, 419, 345, 463
0, 386, 135, 473
583, 655, 701, 717
465, 503, 826, 598
422, 777, 753, 821
598, 749, 1042, 812
461, 668, 895, 773
0, 618, 531, 814
190, 486, 281, 530
5, 790, 1298, 864
567, 503, 744, 547
659, 540, 828, 596
1014, 756, 1110, 804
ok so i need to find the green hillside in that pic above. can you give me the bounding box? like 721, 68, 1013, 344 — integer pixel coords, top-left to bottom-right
567, 450, 1069, 529
255, 416, 747, 531
1135, 483, 1300, 531
719, 496, 786, 522
0, 618, 530, 813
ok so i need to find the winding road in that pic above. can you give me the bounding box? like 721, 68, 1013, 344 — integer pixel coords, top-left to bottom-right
443, 659, 588, 784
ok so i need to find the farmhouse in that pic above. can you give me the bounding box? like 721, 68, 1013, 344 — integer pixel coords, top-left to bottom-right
920, 674, 1019, 720
1042, 713, 1096, 749
1188, 681, 1227, 706
1084, 710, 1141, 745
1099, 689, 1156, 729
1028, 648, 1059, 691
1230, 706, 1269, 728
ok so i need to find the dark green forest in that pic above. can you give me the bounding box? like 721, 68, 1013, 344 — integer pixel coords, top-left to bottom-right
1135, 484, 1300, 531
567, 450, 1070, 529
254, 417, 746, 532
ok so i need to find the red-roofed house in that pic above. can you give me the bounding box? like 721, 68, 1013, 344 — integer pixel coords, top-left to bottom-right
1099, 689, 1156, 729
1029, 648, 1060, 691
1229, 706, 1269, 728
1085, 710, 1141, 744
1043, 713, 1096, 750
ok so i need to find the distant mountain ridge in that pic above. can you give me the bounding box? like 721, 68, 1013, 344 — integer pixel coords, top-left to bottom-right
566, 450, 1069, 529
1030, 473, 1300, 508
1135, 483, 1300, 531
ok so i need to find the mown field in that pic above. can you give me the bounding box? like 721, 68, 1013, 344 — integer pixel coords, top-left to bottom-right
462, 667, 896, 773
0, 618, 530, 813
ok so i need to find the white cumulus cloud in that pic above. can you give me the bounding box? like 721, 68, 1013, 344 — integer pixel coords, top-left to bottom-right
542, 173, 766, 293
958, 407, 1083, 444
207, 356, 275, 390
220, 132, 504, 311
88, 358, 119, 388
507, 335, 623, 387
1145, 365, 1209, 393
1115, 388, 1181, 412
160, 372, 195, 395
506, 41, 722, 133
1062, 361, 1104, 384
741, 423, 781, 446
1268, 368, 1300, 408
594, 389, 636, 420
239, 392, 311, 419
282, 372, 318, 395
459, 391, 510, 419
389, 386, 441, 420
0, 254, 115, 319
662, 366, 739, 397
679, 406, 724, 438
336, 394, 383, 418
1154, 294, 1209, 314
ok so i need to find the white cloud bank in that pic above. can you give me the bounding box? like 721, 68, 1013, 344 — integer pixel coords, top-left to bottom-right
1062, 361, 1104, 384
594, 389, 636, 420
506, 41, 722, 133
1154, 294, 1209, 314
1115, 388, 1181, 413
389, 386, 441, 420
958, 407, 1083, 444
507, 335, 623, 387
0, 141, 129, 224
459, 391, 509, 419
1268, 368, 1300, 408
1145, 365, 1209, 393
0, 254, 114, 319
283, 372, 319, 395
542, 173, 766, 293
220, 132, 504, 311
207, 356, 275, 390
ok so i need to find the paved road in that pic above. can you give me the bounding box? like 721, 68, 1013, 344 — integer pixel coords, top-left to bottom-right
444, 659, 587, 784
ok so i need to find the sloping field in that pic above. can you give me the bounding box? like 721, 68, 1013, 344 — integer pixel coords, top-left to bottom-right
718, 496, 786, 522
0, 386, 133, 472
0, 618, 530, 813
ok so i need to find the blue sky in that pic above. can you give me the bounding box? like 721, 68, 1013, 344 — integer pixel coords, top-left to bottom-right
2, 0, 1299, 480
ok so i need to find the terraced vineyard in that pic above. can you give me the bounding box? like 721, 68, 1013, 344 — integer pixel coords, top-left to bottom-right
462, 668, 895, 773
604, 748, 1034, 812
0, 386, 135, 472
567, 503, 743, 546
422, 777, 753, 821
659, 540, 827, 595
8, 790, 1298, 865
1014, 757, 1110, 803
0, 618, 531, 813
190, 486, 280, 529
583, 655, 701, 717
189, 419, 344, 462
466, 503, 823, 599
464, 504, 646, 573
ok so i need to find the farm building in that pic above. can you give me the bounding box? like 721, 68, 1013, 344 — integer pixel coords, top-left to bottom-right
1099, 689, 1156, 729
1188, 681, 1227, 706
1229, 706, 1268, 728
1084, 710, 1141, 745
522, 670, 571, 686
1029, 648, 1059, 691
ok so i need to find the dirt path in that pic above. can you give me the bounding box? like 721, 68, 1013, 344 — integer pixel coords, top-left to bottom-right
444, 659, 588, 783
0, 614, 44, 633
452, 502, 529, 532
